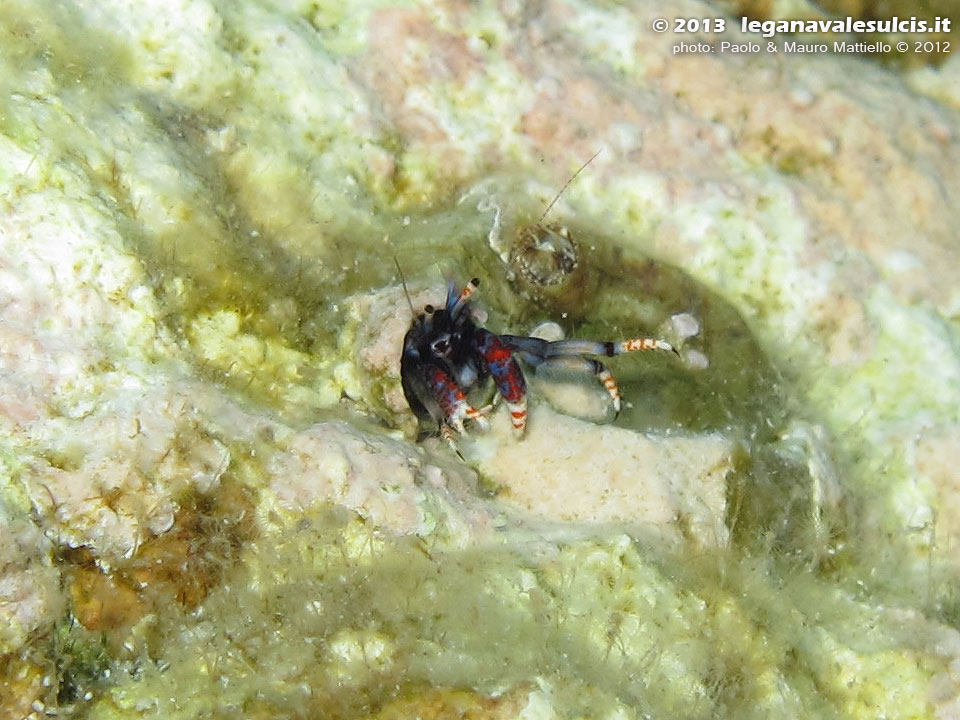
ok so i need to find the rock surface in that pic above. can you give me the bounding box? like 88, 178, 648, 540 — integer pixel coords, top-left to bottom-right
468, 406, 733, 546
1, 0, 959, 718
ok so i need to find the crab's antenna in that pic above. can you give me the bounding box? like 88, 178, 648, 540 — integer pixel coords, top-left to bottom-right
394, 257, 416, 317
537, 149, 602, 225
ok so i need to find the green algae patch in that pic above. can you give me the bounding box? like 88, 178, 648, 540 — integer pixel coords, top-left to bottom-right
0, 439, 31, 515
47, 617, 114, 709
85, 508, 951, 720
3, 1, 959, 717
0, 0, 457, 426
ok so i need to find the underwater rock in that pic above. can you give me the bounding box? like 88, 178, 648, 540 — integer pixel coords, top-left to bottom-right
364, 686, 532, 720
338, 283, 444, 428
21, 390, 232, 564
0, 508, 62, 656
1, 0, 959, 717
0, 654, 49, 720
908, 53, 960, 108
467, 405, 733, 547
264, 419, 496, 542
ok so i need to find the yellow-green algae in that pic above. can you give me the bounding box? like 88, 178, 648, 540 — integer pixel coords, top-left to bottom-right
1, 0, 959, 718
81, 507, 946, 720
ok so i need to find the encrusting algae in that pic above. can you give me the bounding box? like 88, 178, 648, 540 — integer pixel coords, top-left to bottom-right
2, 0, 960, 718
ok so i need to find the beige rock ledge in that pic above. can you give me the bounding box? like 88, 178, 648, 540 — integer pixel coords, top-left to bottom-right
463, 403, 733, 547
264, 419, 499, 544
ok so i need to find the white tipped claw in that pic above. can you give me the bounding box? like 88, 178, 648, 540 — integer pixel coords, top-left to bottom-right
449, 412, 466, 435
469, 404, 492, 431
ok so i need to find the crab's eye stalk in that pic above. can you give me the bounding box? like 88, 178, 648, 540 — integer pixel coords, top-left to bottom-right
430, 334, 451, 356
425, 304, 435, 314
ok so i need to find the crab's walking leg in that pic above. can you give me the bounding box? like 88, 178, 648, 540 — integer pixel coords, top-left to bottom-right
501, 335, 677, 360
439, 424, 462, 457
535, 355, 624, 414
477, 329, 528, 434
544, 337, 678, 357
501, 334, 676, 416
426, 367, 488, 437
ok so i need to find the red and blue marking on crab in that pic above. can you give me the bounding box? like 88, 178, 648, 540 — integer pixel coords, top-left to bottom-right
399, 277, 678, 451
428, 366, 488, 435
475, 329, 527, 431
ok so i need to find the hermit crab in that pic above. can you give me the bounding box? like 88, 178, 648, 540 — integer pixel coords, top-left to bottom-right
400, 275, 678, 449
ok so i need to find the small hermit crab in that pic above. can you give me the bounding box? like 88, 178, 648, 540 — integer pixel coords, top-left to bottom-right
400, 276, 678, 450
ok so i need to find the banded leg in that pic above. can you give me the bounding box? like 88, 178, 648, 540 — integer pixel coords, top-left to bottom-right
540, 338, 675, 415
426, 366, 488, 436
536, 355, 623, 414
542, 337, 677, 358
501, 333, 676, 416
476, 329, 528, 434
